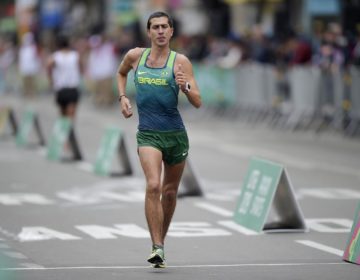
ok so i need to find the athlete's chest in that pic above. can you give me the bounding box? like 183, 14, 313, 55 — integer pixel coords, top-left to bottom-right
136, 67, 173, 87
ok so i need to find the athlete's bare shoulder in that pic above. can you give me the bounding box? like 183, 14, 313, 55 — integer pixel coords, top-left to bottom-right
175, 52, 191, 65
126, 48, 144, 60
174, 52, 193, 73
125, 47, 144, 62
120, 47, 146, 71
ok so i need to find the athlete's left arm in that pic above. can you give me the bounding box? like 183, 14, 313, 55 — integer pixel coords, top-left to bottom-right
175, 55, 202, 108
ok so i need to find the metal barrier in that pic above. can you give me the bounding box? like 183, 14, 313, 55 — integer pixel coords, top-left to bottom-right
183, 63, 360, 137
235, 63, 274, 121
285, 66, 321, 129
347, 67, 360, 135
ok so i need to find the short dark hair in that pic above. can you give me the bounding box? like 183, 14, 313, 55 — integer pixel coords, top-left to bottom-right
147, 11, 173, 30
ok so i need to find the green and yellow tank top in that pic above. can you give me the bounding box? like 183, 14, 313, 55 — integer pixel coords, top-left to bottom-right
134, 48, 185, 131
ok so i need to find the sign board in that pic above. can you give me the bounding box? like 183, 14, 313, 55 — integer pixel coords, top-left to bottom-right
93, 127, 132, 176
0, 107, 17, 136
307, 0, 340, 15
343, 202, 360, 265
233, 157, 307, 233
178, 159, 203, 198
47, 118, 82, 161
15, 110, 45, 147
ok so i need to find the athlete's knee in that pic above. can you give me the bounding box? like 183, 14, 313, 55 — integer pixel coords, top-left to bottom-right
146, 179, 161, 197
162, 186, 178, 202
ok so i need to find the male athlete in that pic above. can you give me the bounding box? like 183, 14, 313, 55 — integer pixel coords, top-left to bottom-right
117, 11, 201, 267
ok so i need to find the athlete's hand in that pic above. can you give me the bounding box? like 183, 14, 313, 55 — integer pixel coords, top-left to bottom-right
175, 64, 188, 92
120, 97, 133, 118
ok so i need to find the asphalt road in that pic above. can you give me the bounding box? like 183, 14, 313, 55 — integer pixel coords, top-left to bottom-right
0, 94, 359, 279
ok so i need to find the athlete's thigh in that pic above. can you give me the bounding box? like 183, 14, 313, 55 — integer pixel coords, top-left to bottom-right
162, 160, 186, 189
138, 146, 163, 182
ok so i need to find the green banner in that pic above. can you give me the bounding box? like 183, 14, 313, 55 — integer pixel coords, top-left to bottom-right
192, 64, 237, 106
343, 201, 360, 264
15, 110, 34, 146
233, 157, 283, 232
47, 118, 71, 161
94, 127, 122, 176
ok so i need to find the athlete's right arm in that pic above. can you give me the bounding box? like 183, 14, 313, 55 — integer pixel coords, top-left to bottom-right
117, 48, 142, 118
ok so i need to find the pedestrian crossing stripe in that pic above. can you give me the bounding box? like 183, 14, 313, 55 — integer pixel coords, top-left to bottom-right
233, 157, 307, 233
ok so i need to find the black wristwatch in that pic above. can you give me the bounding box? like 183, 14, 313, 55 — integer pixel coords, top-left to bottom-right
183, 82, 191, 94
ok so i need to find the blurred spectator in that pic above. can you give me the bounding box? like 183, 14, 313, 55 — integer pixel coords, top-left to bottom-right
87, 34, 118, 106
203, 36, 228, 65
351, 31, 360, 68
313, 27, 345, 123
313, 37, 344, 73
0, 37, 16, 94
47, 35, 84, 120
286, 33, 312, 66
18, 32, 41, 98
217, 36, 243, 69
186, 34, 209, 61
328, 22, 349, 66
249, 25, 275, 64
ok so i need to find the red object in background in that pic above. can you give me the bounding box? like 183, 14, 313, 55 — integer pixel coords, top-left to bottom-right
6, 4, 15, 16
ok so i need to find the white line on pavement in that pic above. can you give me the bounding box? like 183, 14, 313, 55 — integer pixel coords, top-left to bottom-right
194, 202, 233, 217
3, 251, 28, 259
76, 161, 93, 172
296, 240, 344, 257
218, 220, 259, 235
0, 262, 346, 271
19, 263, 45, 269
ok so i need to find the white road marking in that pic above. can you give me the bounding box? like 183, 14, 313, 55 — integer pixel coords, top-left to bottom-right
19, 263, 45, 269
296, 240, 344, 257
76, 161, 93, 172
195, 202, 233, 217
205, 193, 236, 201
218, 220, 259, 235
0, 227, 19, 241
3, 251, 28, 259
0, 262, 346, 271
306, 218, 352, 233
297, 188, 360, 200
37, 148, 47, 156
0, 193, 54, 205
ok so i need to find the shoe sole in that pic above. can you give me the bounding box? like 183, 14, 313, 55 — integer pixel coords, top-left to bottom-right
151, 262, 166, 268
147, 254, 164, 264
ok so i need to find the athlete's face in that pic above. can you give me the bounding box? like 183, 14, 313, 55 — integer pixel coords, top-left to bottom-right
147, 17, 173, 47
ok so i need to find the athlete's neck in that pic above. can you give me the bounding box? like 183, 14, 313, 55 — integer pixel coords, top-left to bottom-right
147, 46, 170, 67
149, 46, 170, 60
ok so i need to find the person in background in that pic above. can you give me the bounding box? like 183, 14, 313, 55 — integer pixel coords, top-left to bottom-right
46, 35, 83, 120
87, 33, 117, 107
18, 32, 41, 99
